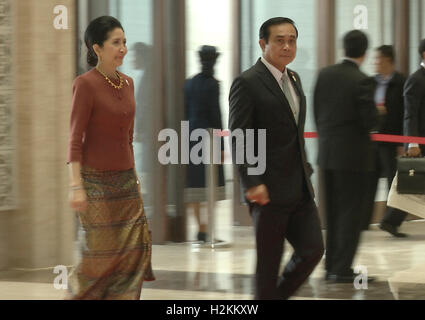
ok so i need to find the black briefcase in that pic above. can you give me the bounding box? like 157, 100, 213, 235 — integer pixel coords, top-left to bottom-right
397, 157, 425, 194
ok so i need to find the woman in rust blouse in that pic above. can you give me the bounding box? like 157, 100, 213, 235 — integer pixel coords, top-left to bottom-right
67, 16, 154, 300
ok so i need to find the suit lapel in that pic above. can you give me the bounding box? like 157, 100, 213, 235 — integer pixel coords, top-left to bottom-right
254, 60, 297, 126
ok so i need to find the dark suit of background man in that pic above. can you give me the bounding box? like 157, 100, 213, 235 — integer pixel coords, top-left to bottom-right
362, 45, 409, 237
313, 30, 378, 283
405, 38, 425, 158
229, 17, 324, 300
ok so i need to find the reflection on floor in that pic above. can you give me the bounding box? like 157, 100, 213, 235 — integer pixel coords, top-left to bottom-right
0, 200, 424, 300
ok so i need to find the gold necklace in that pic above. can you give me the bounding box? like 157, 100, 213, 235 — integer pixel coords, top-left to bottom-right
96, 67, 124, 90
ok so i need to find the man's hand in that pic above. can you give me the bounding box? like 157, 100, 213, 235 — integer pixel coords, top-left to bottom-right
245, 184, 270, 206
407, 147, 421, 158
407, 147, 421, 157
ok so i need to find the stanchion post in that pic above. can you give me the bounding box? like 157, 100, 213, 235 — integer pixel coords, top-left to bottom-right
207, 128, 217, 248
191, 128, 231, 249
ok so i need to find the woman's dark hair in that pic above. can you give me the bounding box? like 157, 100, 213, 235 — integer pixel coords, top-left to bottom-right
259, 17, 299, 43
84, 16, 124, 67
343, 30, 368, 58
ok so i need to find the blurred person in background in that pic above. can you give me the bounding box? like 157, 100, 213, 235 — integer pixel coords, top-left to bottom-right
184, 45, 226, 243
404, 39, 425, 158
67, 16, 154, 300
362, 45, 408, 237
314, 30, 378, 283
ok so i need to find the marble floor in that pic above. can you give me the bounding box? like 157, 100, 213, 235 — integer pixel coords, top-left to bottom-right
0, 200, 424, 300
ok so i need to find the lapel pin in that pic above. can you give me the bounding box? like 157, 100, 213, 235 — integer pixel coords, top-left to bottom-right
125, 79, 130, 86
290, 72, 297, 83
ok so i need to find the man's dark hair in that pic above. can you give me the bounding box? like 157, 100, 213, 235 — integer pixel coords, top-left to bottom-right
419, 38, 425, 58
376, 45, 395, 62
343, 30, 368, 58
84, 16, 124, 67
259, 17, 298, 43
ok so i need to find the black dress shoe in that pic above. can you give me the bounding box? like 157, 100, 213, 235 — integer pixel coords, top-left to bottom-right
197, 232, 208, 242
325, 268, 354, 281
327, 273, 377, 284
379, 222, 408, 238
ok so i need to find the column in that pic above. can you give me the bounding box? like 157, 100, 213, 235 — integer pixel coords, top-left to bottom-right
150, 0, 187, 243
394, 0, 410, 76
7, 0, 76, 268
0, 0, 15, 269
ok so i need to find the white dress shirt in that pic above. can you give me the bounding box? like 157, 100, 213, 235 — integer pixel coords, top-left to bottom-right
261, 57, 300, 125
408, 62, 425, 149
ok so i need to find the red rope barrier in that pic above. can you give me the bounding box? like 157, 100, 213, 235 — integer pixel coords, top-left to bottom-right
216, 130, 425, 145
304, 132, 425, 145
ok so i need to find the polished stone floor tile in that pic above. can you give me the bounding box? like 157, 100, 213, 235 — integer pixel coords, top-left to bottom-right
0, 211, 424, 300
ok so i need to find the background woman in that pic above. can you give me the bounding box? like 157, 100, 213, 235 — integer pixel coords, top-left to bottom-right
184, 45, 226, 242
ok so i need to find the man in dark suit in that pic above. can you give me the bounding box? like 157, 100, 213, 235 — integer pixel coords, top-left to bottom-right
362, 45, 408, 237
313, 30, 378, 283
404, 39, 425, 158
229, 17, 324, 300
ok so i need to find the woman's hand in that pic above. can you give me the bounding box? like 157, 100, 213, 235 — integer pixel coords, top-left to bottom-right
69, 188, 88, 212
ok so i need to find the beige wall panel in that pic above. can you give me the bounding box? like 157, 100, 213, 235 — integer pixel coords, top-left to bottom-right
4, 0, 76, 269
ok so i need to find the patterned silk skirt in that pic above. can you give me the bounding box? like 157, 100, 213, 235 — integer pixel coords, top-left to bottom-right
68, 166, 154, 300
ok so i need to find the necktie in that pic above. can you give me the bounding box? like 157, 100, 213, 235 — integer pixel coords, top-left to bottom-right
281, 74, 297, 123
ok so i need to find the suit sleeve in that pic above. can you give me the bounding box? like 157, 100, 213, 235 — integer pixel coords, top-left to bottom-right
395, 76, 406, 145
67, 77, 94, 164
313, 72, 322, 131
228, 76, 263, 190
294, 72, 314, 177
403, 75, 423, 137
355, 77, 378, 132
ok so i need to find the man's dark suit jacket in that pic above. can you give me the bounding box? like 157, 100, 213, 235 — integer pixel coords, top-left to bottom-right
404, 66, 425, 153
229, 59, 314, 206
313, 59, 378, 172
371, 72, 406, 138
